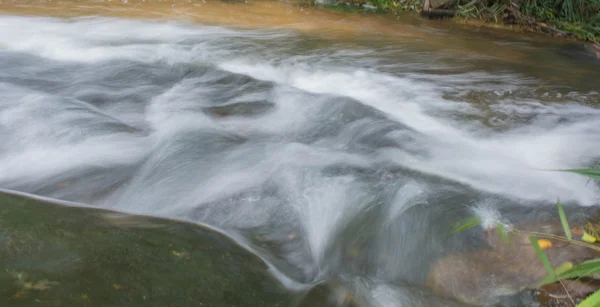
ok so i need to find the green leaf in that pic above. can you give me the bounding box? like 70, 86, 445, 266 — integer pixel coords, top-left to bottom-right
577, 289, 600, 307
451, 216, 481, 235
531, 235, 555, 285
539, 261, 573, 286
563, 168, 600, 181
558, 258, 600, 280
557, 199, 572, 240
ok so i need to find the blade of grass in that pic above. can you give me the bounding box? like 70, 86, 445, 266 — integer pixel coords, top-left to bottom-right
522, 230, 600, 252
563, 168, 600, 181
534, 168, 600, 181
539, 261, 573, 286
531, 235, 555, 285
451, 216, 481, 235
558, 258, 600, 280
557, 199, 572, 240
577, 288, 600, 307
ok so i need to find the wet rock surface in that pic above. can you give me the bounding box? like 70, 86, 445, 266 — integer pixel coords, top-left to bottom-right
2, 185, 600, 307
428, 215, 600, 306
0, 190, 467, 307
585, 43, 600, 59
0, 190, 298, 307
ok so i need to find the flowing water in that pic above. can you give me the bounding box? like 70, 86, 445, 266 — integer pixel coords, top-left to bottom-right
1, 1, 600, 305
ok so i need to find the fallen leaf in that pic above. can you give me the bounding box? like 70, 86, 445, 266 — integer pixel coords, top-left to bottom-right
537, 239, 552, 249
582, 231, 597, 243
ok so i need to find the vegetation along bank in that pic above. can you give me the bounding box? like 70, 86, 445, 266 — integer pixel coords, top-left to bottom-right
320, 0, 600, 53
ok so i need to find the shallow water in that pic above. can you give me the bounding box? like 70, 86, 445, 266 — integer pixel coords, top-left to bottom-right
0, 1, 600, 305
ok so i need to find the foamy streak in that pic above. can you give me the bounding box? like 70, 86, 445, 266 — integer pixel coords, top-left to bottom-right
0, 188, 309, 292
0, 15, 286, 64
218, 60, 600, 205
0, 83, 150, 185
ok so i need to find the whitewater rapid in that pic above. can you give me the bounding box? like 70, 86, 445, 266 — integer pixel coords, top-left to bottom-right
0, 14, 599, 305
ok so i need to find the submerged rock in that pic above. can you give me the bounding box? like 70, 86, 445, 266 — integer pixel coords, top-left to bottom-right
0, 190, 471, 307
7, 189, 600, 307
585, 43, 600, 59
0, 190, 301, 307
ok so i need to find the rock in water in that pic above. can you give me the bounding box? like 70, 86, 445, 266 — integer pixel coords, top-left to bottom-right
0, 190, 298, 307
421, 0, 456, 19
0, 190, 474, 307
428, 0, 455, 8
427, 219, 600, 306
585, 43, 600, 59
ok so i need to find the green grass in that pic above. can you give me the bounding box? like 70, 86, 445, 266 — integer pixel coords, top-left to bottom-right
336, 0, 600, 42
557, 199, 572, 240
317, 0, 423, 13
452, 168, 600, 306
454, 0, 600, 42
533, 168, 600, 306
372, 0, 422, 11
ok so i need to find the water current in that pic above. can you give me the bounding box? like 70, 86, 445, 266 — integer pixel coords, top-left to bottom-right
1, 1, 600, 305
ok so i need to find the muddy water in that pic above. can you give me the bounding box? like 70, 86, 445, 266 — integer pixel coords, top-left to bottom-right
0, 1, 599, 306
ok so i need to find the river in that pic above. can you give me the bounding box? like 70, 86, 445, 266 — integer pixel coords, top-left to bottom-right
0, 1, 600, 306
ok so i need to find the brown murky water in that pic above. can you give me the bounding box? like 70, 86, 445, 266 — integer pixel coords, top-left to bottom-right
0, 0, 414, 33
1, 0, 597, 78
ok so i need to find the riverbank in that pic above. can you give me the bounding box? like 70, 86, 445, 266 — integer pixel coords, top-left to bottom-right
321, 0, 600, 54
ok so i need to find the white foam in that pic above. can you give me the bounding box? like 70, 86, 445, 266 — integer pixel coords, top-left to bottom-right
218, 59, 600, 205
0, 15, 278, 64
1, 15, 600, 297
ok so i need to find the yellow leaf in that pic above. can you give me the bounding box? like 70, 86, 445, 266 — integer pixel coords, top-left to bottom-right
538, 261, 574, 286
555, 261, 573, 275
537, 239, 552, 249
582, 231, 597, 243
